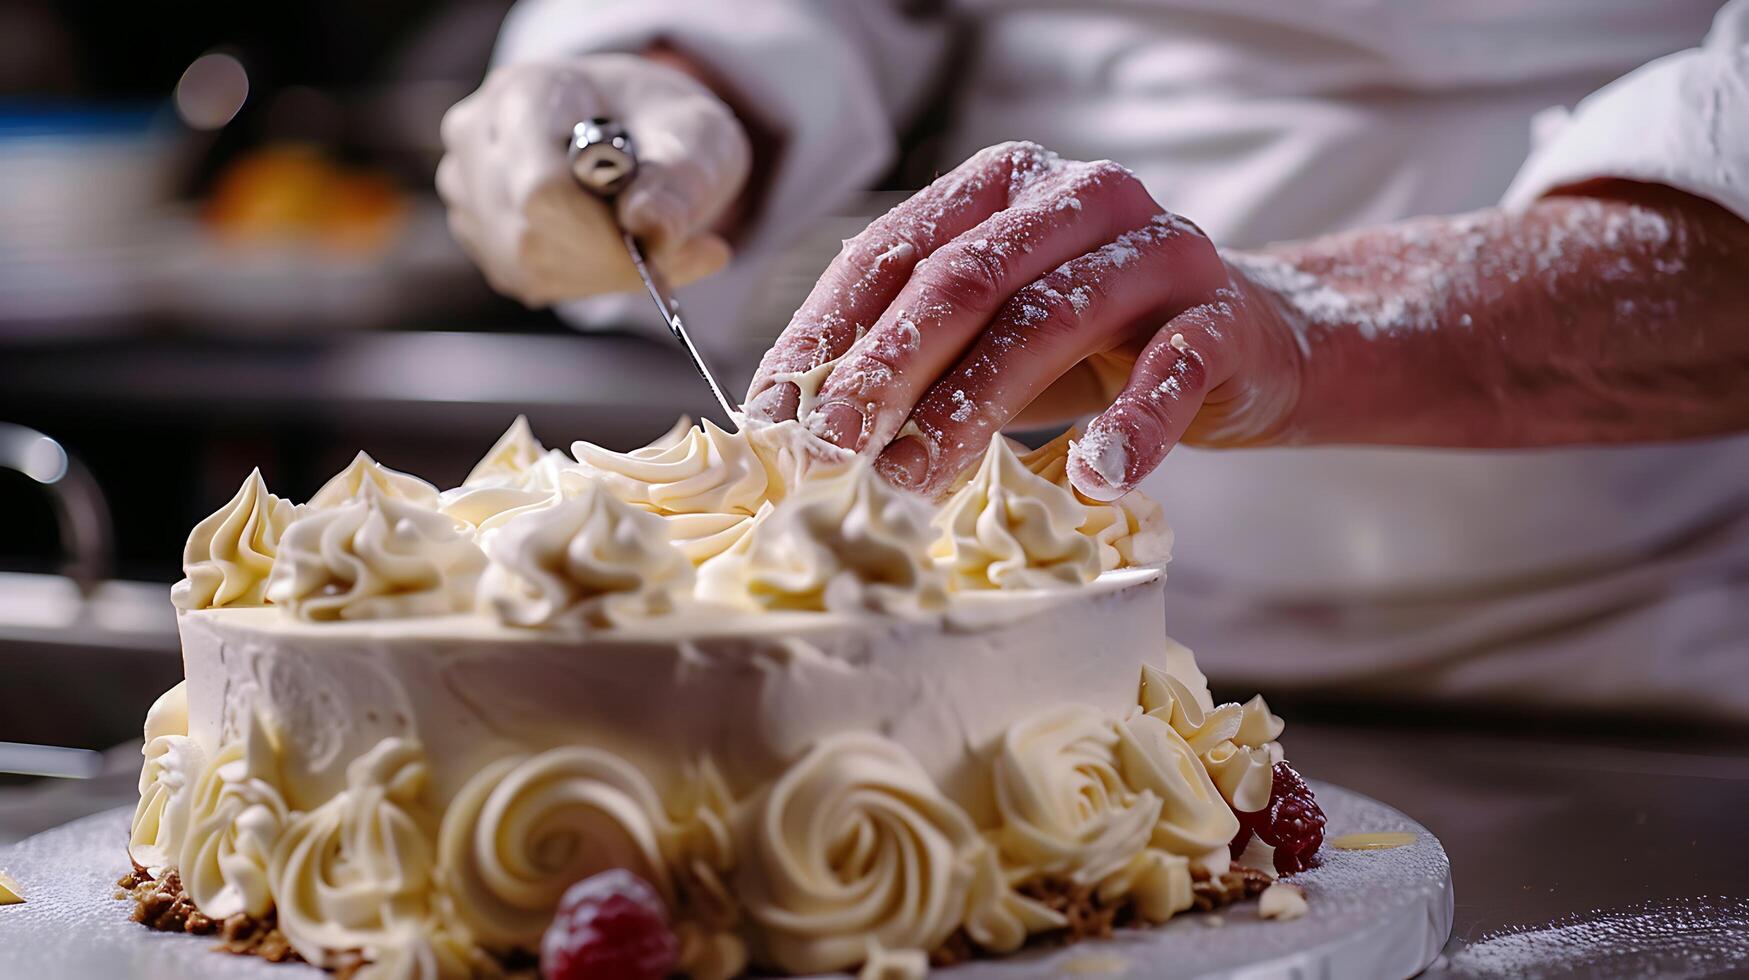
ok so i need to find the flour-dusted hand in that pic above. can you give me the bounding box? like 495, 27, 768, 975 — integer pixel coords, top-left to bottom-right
746, 142, 1749, 501
438, 54, 751, 307
742, 141, 1304, 500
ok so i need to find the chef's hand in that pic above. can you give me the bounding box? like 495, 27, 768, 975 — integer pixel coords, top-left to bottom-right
743, 141, 1302, 500
438, 53, 751, 307
746, 143, 1749, 497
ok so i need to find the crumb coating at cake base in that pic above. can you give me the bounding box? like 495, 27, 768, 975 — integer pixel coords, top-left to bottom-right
132, 417, 1300, 980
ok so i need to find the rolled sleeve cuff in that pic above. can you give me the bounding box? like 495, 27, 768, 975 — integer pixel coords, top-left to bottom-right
1502, 2, 1749, 223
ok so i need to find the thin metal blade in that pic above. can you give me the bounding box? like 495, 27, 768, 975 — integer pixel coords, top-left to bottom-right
620, 230, 739, 427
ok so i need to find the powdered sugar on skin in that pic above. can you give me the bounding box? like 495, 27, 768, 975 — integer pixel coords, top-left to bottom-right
795, 146, 1154, 454
1228, 199, 1683, 359
1070, 428, 1127, 489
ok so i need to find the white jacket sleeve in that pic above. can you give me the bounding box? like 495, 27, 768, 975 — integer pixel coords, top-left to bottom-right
492, 0, 951, 347
1503, 0, 1749, 222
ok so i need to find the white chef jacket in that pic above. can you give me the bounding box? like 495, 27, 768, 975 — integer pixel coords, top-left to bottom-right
494, 0, 1749, 720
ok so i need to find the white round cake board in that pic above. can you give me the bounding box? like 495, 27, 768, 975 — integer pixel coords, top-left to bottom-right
0, 781, 1451, 979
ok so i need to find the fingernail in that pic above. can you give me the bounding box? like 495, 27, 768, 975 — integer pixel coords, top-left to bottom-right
876, 435, 930, 489
806, 402, 866, 449
1067, 427, 1129, 501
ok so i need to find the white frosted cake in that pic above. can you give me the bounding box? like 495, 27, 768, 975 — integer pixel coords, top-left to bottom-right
124, 416, 1321, 980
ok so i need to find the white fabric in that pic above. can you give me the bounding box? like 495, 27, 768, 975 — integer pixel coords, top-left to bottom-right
1503, 1, 1749, 222
491, 0, 1749, 713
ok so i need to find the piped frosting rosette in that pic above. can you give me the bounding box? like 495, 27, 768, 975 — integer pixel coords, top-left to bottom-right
267, 739, 443, 967
129, 682, 203, 875
178, 709, 290, 919
736, 733, 1055, 975
438, 417, 571, 533
264, 485, 485, 621
568, 417, 853, 564
171, 468, 298, 610
697, 461, 948, 616
1016, 429, 1172, 571
435, 747, 675, 950
932, 436, 1101, 590
1140, 652, 1285, 817
478, 483, 694, 630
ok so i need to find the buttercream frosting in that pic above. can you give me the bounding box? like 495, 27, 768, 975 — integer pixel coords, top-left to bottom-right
268, 739, 439, 966
265, 488, 485, 621
463, 415, 545, 487
179, 709, 289, 919
308, 452, 441, 510
991, 705, 1158, 883
666, 761, 749, 980
933, 436, 1100, 590
478, 486, 694, 629
1140, 663, 1285, 814
739, 733, 1019, 974
129, 682, 204, 875
1018, 430, 1172, 571
441, 418, 572, 533
436, 747, 673, 949
697, 462, 947, 615
171, 469, 299, 610
1116, 712, 1241, 862
572, 419, 772, 518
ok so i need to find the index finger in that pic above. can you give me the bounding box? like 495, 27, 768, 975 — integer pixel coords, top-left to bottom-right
743, 141, 1067, 421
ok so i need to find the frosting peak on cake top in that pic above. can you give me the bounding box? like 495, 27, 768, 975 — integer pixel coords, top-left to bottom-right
171, 416, 1173, 625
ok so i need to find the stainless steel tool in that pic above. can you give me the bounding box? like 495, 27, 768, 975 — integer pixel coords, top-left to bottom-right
568, 117, 738, 425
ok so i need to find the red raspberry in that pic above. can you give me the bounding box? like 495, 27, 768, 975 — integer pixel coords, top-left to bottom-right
540, 869, 678, 980
1229, 762, 1325, 875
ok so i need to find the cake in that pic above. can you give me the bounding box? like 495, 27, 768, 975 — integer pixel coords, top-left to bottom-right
125, 415, 1321, 980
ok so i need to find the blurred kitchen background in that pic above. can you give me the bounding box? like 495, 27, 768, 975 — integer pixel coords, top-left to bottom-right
0, 0, 888, 777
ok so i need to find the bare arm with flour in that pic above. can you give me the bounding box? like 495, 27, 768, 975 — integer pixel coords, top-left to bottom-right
743, 144, 1749, 500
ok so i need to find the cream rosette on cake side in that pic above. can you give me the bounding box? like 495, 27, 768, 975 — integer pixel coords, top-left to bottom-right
736, 733, 1057, 976
988, 704, 1197, 923
178, 709, 291, 920
478, 482, 694, 629
1140, 653, 1286, 818
697, 461, 948, 616
130, 682, 205, 876
267, 739, 448, 967
435, 746, 676, 950
264, 485, 485, 621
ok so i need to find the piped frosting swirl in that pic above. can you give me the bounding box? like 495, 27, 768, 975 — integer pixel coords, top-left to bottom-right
932, 436, 1100, 590
697, 462, 947, 616
479, 483, 695, 629
308, 452, 440, 510
265, 488, 485, 621
172, 468, 298, 610
1018, 430, 1172, 570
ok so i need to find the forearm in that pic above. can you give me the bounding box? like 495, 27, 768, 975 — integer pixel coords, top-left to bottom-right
1228, 183, 1749, 448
